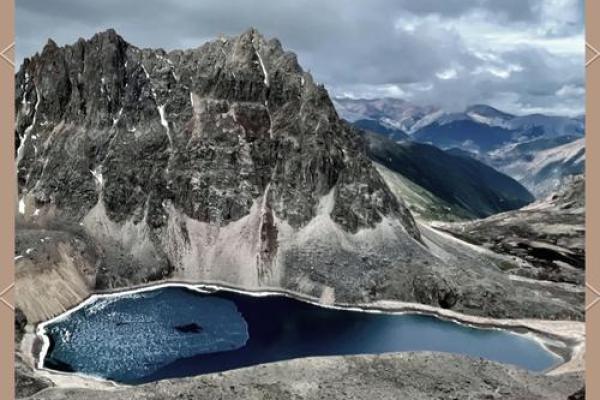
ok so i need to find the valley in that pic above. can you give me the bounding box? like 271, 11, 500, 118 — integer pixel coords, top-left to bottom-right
336, 98, 585, 198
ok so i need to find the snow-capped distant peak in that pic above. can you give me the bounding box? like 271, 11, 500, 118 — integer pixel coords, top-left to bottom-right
466, 111, 511, 128
334, 98, 585, 140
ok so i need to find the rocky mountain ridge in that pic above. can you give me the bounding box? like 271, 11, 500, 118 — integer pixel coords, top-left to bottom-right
17, 28, 411, 232
489, 137, 585, 197
15, 29, 583, 323
334, 98, 584, 140
15, 28, 436, 306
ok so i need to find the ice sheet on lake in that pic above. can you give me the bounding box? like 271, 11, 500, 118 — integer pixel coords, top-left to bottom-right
45, 288, 249, 382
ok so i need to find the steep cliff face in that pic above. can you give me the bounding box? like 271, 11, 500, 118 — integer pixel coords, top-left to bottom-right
16, 29, 425, 302
15, 29, 584, 320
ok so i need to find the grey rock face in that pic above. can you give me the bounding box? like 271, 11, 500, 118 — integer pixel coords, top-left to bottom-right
22, 353, 583, 400
17, 29, 407, 232
15, 28, 586, 323
436, 175, 585, 286
14, 29, 585, 320
16, 29, 425, 301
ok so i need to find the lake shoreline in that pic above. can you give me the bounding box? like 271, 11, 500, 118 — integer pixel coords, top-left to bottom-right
28, 280, 585, 389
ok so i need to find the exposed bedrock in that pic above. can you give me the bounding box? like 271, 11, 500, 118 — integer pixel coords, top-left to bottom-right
24, 353, 583, 400
436, 176, 585, 287
15, 29, 583, 321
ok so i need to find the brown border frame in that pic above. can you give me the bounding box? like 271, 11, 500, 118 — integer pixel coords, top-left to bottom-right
2, 2, 596, 399
0, 1, 15, 399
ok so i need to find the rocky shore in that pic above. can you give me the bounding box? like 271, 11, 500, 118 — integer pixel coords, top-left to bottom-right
23, 353, 584, 400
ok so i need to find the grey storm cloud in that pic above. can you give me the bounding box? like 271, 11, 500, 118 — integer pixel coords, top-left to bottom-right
16, 0, 584, 116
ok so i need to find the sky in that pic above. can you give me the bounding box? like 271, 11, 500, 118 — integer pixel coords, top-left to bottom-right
16, 0, 584, 116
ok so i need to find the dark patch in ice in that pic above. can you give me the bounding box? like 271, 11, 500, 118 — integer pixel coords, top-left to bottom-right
174, 323, 203, 333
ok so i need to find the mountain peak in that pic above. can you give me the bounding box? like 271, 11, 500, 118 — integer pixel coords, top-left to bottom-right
85, 28, 129, 48
41, 38, 59, 55
465, 104, 513, 120
243, 26, 264, 39
93, 28, 122, 40
17, 29, 421, 275
15, 29, 431, 304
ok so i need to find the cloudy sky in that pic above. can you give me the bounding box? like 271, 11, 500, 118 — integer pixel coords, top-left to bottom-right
17, 0, 584, 116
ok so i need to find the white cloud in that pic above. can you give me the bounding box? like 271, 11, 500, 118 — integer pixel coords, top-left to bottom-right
556, 84, 585, 97
473, 64, 523, 79
436, 68, 458, 80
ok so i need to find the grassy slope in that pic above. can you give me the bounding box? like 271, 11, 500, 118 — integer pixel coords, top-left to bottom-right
364, 132, 534, 218
374, 163, 473, 222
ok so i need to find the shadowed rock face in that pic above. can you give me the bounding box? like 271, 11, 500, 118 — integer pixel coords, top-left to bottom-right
16, 28, 409, 233
568, 387, 585, 400
14, 29, 586, 320
16, 28, 426, 301
363, 132, 535, 219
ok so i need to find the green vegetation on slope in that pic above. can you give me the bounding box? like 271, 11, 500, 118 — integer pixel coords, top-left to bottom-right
363, 132, 534, 219
374, 163, 473, 221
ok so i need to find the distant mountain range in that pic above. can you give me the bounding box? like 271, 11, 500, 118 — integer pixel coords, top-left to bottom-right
352, 119, 409, 142
334, 98, 584, 145
487, 137, 585, 197
332, 97, 440, 134
335, 98, 585, 198
412, 118, 514, 152
445, 135, 585, 198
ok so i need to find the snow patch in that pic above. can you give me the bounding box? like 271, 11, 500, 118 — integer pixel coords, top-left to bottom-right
467, 112, 510, 128
113, 108, 123, 126
144, 65, 173, 147
86, 296, 136, 316
141, 65, 150, 79
17, 86, 41, 166
18, 198, 25, 215
255, 49, 270, 87
90, 168, 104, 186
157, 105, 173, 145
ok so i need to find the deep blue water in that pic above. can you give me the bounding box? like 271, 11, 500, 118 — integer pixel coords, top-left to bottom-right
43, 286, 560, 384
